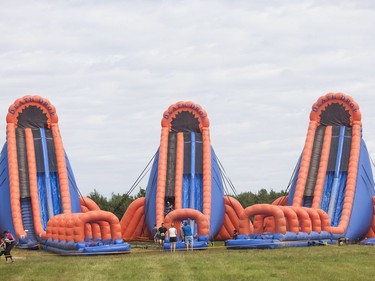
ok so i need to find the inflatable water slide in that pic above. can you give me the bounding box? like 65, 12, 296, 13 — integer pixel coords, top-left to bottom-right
227, 93, 375, 249
121, 101, 244, 249
0, 96, 130, 255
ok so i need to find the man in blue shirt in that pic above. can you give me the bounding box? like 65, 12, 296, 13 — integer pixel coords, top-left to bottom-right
181, 221, 193, 251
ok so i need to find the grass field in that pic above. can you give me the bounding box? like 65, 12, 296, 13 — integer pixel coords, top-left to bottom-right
1, 243, 374, 281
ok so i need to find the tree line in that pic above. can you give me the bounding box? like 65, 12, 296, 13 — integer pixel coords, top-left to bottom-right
87, 188, 146, 219
236, 188, 287, 207
87, 188, 287, 219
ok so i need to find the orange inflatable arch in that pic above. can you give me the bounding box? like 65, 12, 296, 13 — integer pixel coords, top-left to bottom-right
164, 208, 210, 236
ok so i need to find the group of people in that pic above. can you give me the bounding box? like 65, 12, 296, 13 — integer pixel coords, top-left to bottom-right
0, 227, 235, 258
153, 221, 194, 252
0, 230, 15, 263
0, 226, 236, 258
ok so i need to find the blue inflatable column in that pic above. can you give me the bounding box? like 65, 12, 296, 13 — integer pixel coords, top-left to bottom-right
327, 126, 345, 220
40, 128, 54, 219
190, 132, 196, 233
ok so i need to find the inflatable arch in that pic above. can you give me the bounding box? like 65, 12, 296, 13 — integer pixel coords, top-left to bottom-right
227, 93, 375, 249
164, 208, 210, 236
293, 93, 363, 235
215, 196, 246, 240
5, 96, 71, 240
0, 95, 130, 254
121, 101, 244, 245
155, 101, 213, 229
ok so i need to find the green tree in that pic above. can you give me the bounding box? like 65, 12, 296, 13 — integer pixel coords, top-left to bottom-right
108, 193, 133, 219
235, 189, 287, 207
134, 187, 146, 199
257, 188, 269, 203
87, 189, 109, 210
237, 191, 256, 207
87, 188, 147, 220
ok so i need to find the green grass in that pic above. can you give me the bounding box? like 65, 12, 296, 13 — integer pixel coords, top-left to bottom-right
1, 243, 374, 281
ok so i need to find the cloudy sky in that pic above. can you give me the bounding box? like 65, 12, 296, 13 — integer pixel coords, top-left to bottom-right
1, 0, 375, 198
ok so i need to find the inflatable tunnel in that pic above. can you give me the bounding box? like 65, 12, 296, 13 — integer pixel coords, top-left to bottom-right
227, 93, 375, 249
121, 101, 244, 248
0, 96, 130, 255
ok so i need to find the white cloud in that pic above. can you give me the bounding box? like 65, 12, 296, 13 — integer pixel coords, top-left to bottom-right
0, 0, 375, 198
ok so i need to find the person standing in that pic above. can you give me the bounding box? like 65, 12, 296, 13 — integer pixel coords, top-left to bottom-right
152, 224, 159, 244
180, 221, 185, 242
167, 201, 174, 213
181, 221, 193, 251
233, 229, 238, 240
3, 230, 15, 263
0, 236, 6, 258
168, 223, 177, 252
158, 223, 168, 251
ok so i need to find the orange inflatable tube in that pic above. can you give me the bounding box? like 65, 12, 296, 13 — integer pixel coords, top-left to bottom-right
240, 204, 287, 235
293, 93, 362, 235
215, 214, 233, 240
7, 95, 58, 124
292, 121, 318, 207
215, 196, 246, 240
280, 206, 299, 233
302, 207, 322, 232
272, 196, 288, 206
161, 101, 209, 129
155, 127, 169, 226
253, 215, 271, 233
331, 122, 361, 234
25, 128, 45, 237
226, 198, 245, 226
155, 101, 213, 230
7, 123, 26, 238
120, 197, 148, 240
250, 206, 300, 234
80, 197, 100, 211
312, 126, 332, 208
6, 95, 73, 240
310, 93, 361, 124
289, 206, 312, 233
51, 123, 72, 213
79, 197, 112, 240
315, 209, 331, 232
201, 127, 212, 222
164, 208, 210, 236
46, 211, 122, 243
174, 132, 184, 210
122, 205, 146, 240
365, 197, 375, 238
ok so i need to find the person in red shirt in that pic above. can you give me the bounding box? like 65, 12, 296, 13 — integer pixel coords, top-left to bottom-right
3, 230, 15, 263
